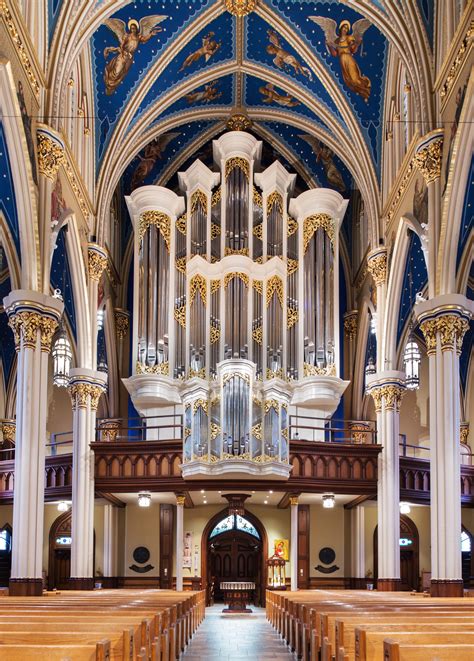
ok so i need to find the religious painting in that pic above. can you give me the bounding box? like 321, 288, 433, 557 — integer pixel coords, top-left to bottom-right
274, 539, 289, 562
51, 175, 66, 228
266, 30, 312, 81
413, 178, 428, 227
443, 83, 467, 194
102, 15, 168, 94
310, 17, 372, 101
130, 132, 180, 189
299, 134, 346, 192
259, 82, 300, 107
17, 80, 37, 185
183, 531, 193, 568
186, 81, 222, 104
180, 32, 221, 72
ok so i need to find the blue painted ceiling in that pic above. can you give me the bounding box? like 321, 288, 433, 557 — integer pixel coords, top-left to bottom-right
0, 123, 21, 261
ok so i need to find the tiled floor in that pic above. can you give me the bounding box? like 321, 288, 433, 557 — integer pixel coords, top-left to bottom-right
182, 604, 296, 660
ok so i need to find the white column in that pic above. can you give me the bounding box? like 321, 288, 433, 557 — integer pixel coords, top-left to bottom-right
417, 295, 473, 596
68, 370, 106, 588
351, 506, 365, 581
3, 291, 63, 595
103, 504, 118, 577
290, 496, 298, 591
176, 495, 185, 591
367, 372, 405, 590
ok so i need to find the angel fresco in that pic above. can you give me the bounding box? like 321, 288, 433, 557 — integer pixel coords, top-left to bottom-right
186, 82, 222, 104
266, 30, 313, 81
310, 17, 371, 102
130, 133, 180, 189
259, 83, 300, 107
103, 15, 168, 95
299, 134, 346, 192
179, 32, 222, 72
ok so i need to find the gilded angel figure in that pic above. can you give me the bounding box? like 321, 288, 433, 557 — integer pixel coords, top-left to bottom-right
310, 16, 372, 101
103, 15, 168, 95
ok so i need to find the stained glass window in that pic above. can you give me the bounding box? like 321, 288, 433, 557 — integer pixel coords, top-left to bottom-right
0, 529, 10, 552
209, 514, 260, 539
461, 530, 471, 553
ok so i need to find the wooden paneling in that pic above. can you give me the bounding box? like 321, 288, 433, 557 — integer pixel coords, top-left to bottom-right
160, 503, 174, 589
297, 504, 310, 589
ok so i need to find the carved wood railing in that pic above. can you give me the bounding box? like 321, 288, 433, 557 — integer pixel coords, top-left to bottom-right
0, 454, 73, 503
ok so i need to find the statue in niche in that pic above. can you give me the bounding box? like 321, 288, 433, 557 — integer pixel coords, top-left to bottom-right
17, 80, 37, 184
266, 30, 313, 81
259, 82, 300, 107
413, 178, 428, 227
179, 32, 222, 72
186, 81, 222, 104
102, 15, 168, 94
130, 133, 180, 189
51, 175, 66, 228
310, 17, 372, 101
299, 134, 346, 192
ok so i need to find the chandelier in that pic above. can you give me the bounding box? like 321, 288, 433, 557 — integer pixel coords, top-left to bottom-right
52, 322, 72, 388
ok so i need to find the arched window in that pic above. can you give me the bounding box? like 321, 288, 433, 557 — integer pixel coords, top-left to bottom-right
461, 530, 471, 553
0, 529, 11, 552
209, 514, 260, 540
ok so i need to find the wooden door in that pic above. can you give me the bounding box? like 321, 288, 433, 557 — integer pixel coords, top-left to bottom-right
208, 531, 261, 602
53, 548, 71, 589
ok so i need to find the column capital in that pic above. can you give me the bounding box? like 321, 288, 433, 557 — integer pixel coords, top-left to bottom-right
414, 129, 444, 185
3, 290, 64, 352
37, 126, 66, 180
114, 308, 130, 340
87, 243, 108, 282
176, 495, 186, 507
289, 496, 299, 506
367, 247, 388, 286
366, 371, 406, 412
460, 422, 469, 445
416, 294, 473, 355
1, 419, 16, 443
343, 310, 358, 339
68, 369, 107, 410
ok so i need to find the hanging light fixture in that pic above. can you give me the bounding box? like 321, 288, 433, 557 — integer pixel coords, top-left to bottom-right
138, 491, 152, 507
57, 501, 69, 512
52, 322, 72, 388
365, 355, 376, 378
399, 501, 411, 514
97, 308, 105, 331
403, 252, 421, 390
322, 494, 335, 509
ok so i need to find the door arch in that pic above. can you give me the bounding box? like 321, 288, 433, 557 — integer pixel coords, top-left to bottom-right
48, 509, 72, 590
0, 523, 12, 587
201, 508, 268, 606
374, 514, 419, 591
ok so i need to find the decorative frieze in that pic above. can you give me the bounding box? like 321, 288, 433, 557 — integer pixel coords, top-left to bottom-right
0, 1, 40, 98
37, 129, 65, 180
344, 311, 358, 339
303, 362, 337, 377
138, 210, 171, 249
440, 20, 474, 101
114, 308, 130, 340
414, 133, 443, 185
303, 213, 334, 253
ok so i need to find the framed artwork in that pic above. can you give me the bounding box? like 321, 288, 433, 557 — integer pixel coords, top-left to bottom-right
274, 539, 289, 562
183, 531, 193, 568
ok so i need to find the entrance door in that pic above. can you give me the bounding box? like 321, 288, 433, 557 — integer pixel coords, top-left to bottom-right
374, 514, 419, 591
53, 548, 71, 589
209, 530, 261, 603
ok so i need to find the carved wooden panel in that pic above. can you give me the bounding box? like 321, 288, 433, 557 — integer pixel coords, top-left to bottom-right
160, 504, 174, 589
297, 504, 309, 589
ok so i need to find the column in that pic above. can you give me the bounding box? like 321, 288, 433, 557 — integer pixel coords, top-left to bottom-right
413, 131, 443, 298
176, 495, 185, 591
103, 504, 118, 579
351, 506, 366, 587
367, 372, 406, 591
416, 295, 473, 596
68, 370, 107, 589
290, 495, 298, 591
3, 291, 63, 595
367, 247, 388, 372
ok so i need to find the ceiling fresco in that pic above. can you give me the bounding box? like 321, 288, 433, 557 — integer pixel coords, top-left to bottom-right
397, 231, 428, 346
50, 227, 77, 339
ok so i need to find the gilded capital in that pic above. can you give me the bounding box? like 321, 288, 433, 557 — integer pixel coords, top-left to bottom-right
344, 312, 358, 339
420, 313, 470, 355
1, 420, 16, 444
289, 496, 299, 506
460, 422, 469, 445
69, 381, 105, 410
114, 308, 130, 340
7, 310, 59, 352
37, 129, 65, 180
88, 244, 108, 282
225, 0, 257, 16
414, 133, 443, 185
367, 248, 388, 286
176, 495, 186, 506
98, 419, 120, 442
369, 384, 405, 412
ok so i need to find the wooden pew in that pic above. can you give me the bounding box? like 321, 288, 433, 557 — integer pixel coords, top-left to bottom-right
383, 639, 474, 661
0, 639, 110, 661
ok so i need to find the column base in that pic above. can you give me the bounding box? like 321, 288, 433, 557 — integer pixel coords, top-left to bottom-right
68, 577, 95, 590
9, 578, 43, 596
430, 579, 464, 597
377, 578, 402, 591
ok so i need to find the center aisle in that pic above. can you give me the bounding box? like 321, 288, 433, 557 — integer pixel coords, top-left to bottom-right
182, 604, 296, 660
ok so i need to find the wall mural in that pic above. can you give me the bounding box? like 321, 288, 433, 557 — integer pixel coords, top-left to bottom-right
266, 29, 313, 80
131, 133, 181, 189
298, 134, 346, 192
179, 31, 222, 71
103, 15, 168, 95
17, 81, 37, 185
186, 80, 222, 104
259, 82, 300, 107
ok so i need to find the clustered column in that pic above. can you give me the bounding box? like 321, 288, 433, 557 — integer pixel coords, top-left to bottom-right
416, 295, 473, 596
3, 291, 63, 595
68, 371, 107, 589
367, 373, 405, 591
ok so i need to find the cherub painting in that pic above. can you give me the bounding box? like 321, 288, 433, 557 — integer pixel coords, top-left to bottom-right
310, 17, 372, 101
266, 30, 313, 81
103, 15, 168, 95
299, 134, 346, 192
179, 32, 221, 72
186, 81, 222, 104
130, 133, 180, 189
259, 83, 300, 107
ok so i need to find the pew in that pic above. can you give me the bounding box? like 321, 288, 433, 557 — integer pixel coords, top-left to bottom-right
383, 639, 474, 661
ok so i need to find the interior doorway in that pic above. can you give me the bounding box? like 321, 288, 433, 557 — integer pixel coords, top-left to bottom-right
0, 524, 12, 587
48, 509, 72, 590
374, 514, 419, 591
202, 509, 267, 606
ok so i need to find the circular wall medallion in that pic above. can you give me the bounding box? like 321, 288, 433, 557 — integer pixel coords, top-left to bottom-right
133, 546, 150, 564
319, 547, 336, 565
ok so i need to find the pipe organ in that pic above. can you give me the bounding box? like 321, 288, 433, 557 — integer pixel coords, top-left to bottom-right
125, 131, 348, 478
